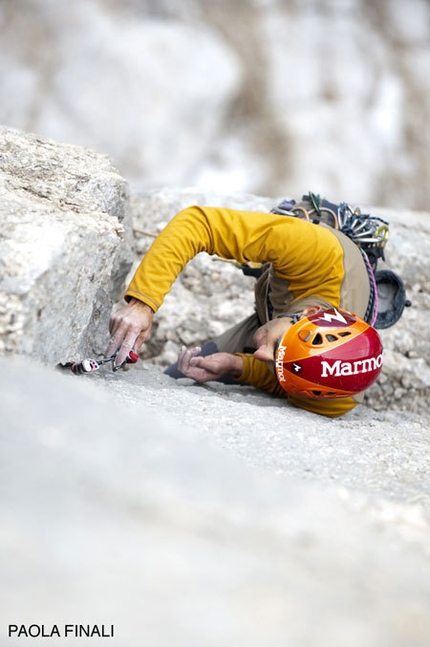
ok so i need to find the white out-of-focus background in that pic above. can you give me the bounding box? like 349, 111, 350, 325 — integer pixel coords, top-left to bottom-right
1, 0, 430, 209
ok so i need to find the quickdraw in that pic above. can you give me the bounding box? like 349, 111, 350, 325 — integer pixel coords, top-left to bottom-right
71, 351, 138, 375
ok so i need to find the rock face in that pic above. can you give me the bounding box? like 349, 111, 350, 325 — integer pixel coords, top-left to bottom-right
362, 208, 430, 414
1, 354, 429, 647
1, 0, 430, 209
0, 126, 133, 364
1, 130, 430, 645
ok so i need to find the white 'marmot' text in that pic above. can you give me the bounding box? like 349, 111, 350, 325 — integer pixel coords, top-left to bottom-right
275, 343, 287, 382
320, 353, 383, 377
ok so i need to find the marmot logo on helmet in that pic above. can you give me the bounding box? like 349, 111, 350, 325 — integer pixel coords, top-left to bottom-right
275, 343, 287, 382
318, 309, 347, 325
320, 352, 383, 378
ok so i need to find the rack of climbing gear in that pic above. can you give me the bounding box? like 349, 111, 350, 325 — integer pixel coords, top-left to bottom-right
268, 191, 411, 329
271, 192, 390, 271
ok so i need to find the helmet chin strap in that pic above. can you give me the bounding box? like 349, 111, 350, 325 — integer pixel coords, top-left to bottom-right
278, 312, 302, 324
278, 305, 322, 325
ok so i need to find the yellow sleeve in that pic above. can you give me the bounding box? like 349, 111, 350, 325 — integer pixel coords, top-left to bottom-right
125, 205, 345, 311
235, 353, 289, 397
236, 353, 358, 418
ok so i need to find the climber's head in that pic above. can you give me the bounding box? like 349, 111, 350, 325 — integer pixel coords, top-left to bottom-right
253, 307, 383, 399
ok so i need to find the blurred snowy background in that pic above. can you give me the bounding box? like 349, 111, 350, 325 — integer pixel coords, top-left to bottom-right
1, 0, 430, 209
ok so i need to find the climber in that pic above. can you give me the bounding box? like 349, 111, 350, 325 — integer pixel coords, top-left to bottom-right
104, 195, 394, 417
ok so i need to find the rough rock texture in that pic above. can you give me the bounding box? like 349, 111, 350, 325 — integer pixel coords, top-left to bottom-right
2, 0, 430, 209
128, 188, 430, 416
0, 126, 133, 364
362, 208, 430, 414
1, 129, 430, 645
1, 355, 430, 647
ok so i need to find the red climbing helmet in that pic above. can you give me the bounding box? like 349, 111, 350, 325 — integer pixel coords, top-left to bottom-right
275, 308, 383, 399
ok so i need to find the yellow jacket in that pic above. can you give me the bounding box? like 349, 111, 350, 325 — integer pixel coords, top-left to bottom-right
126, 206, 371, 417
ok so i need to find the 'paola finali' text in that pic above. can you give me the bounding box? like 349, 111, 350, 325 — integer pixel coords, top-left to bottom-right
8, 624, 114, 639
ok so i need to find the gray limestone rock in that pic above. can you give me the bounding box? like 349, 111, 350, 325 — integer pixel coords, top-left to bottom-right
0, 130, 429, 647
362, 208, 430, 414
1, 355, 429, 647
0, 126, 134, 365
